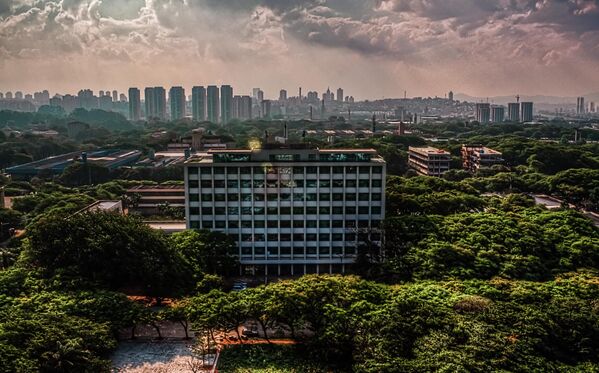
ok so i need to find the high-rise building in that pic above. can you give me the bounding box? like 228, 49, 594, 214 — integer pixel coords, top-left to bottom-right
184, 146, 386, 275
475, 103, 491, 123
144, 87, 166, 120
5, 92, 12, 99
241, 95, 252, 120
15, 91, 23, 100
112, 90, 118, 102
128, 88, 141, 121
252, 88, 261, 100
99, 94, 113, 110
192, 86, 206, 121
507, 103, 519, 121
99, 90, 104, 98
520, 102, 533, 122
590, 102, 596, 113
279, 89, 287, 101
261, 100, 272, 119
448, 91, 454, 101
169, 86, 186, 120
120, 93, 127, 102
577, 97, 585, 114
491, 105, 505, 123
207, 85, 219, 123
336, 88, 344, 103
220, 85, 233, 124
232, 95, 242, 119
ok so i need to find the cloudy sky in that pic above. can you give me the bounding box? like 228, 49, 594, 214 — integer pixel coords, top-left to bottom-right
0, 0, 598, 99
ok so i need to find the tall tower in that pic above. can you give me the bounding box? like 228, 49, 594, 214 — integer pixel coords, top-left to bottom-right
337, 88, 344, 103
475, 103, 491, 123
207, 85, 219, 124
192, 86, 206, 121
279, 89, 287, 101
128, 87, 141, 121
521, 102, 533, 122
169, 86, 186, 121
507, 102, 520, 122
220, 85, 233, 124
144, 87, 154, 119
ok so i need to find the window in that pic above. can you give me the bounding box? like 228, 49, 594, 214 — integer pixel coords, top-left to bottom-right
319, 233, 330, 241
293, 220, 304, 228
319, 206, 330, 214
371, 206, 381, 214
202, 207, 212, 215
241, 221, 252, 228
281, 234, 291, 241
281, 193, 291, 201
280, 207, 291, 215
280, 220, 291, 228
306, 220, 317, 228
280, 247, 291, 255
215, 221, 226, 229
254, 193, 265, 201
294, 180, 304, 188
346, 180, 356, 188
268, 247, 278, 256
319, 193, 330, 201
188, 180, 199, 188
189, 194, 199, 202
190, 220, 200, 229
227, 167, 238, 174
201, 180, 212, 188
293, 166, 304, 174
228, 193, 239, 201
255, 247, 265, 255
306, 180, 317, 188
293, 207, 304, 215
241, 194, 252, 201
241, 180, 252, 188
373, 166, 382, 174
346, 166, 356, 174
332, 233, 343, 241
332, 206, 343, 214
201, 194, 212, 202
214, 180, 226, 188
345, 206, 356, 214
358, 220, 369, 228
255, 220, 265, 228
268, 233, 278, 241
319, 247, 330, 255
254, 207, 265, 215
306, 233, 317, 241
214, 167, 225, 174
242, 207, 252, 215
319, 220, 330, 228
254, 234, 265, 241
215, 207, 226, 215
240, 167, 251, 174
229, 220, 239, 228
359, 166, 370, 174
332, 220, 343, 228
372, 193, 382, 201
253, 180, 265, 188
267, 220, 278, 228
188, 167, 198, 175
372, 179, 382, 187
306, 193, 317, 201
345, 193, 356, 201
346, 233, 356, 241
332, 180, 344, 187
320, 166, 330, 174
190, 207, 199, 215
266, 180, 278, 188
228, 207, 239, 215
202, 221, 213, 229
359, 206, 369, 214
359, 193, 370, 201
214, 194, 226, 202
294, 193, 304, 202
241, 234, 252, 242
306, 207, 318, 214
332, 193, 343, 201
267, 207, 278, 215
319, 180, 331, 188
253, 166, 264, 174
333, 166, 344, 174
201, 167, 212, 175
306, 166, 317, 174
293, 233, 305, 241
307, 246, 317, 254
359, 180, 369, 188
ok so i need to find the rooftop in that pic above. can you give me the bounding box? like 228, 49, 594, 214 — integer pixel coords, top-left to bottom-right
409, 146, 450, 155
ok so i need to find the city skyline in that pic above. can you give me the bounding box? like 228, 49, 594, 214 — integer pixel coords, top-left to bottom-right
0, 1, 598, 98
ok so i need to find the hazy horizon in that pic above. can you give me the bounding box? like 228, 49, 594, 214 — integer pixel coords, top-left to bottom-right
1, 0, 598, 100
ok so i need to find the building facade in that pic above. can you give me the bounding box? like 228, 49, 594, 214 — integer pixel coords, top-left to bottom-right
507, 103, 520, 122
184, 146, 386, 276
408, 146, 451, 176
491, 105, 505, 123
207, 85, 219, 124
521, 102, 533, 122
475, 103, 491, 123
220, 85, 233, 124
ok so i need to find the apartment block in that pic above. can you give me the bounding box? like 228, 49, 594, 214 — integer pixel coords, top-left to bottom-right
461, 145, 503, 173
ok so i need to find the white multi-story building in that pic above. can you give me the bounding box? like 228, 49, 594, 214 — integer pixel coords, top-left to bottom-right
184, 146, 386, 276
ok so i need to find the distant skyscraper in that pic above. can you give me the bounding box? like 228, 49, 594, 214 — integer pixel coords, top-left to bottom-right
257, 89, 264, 103
128, 88, 141, 121
520, 102, 533, 122
232, 95, 242, 119
279, 89, 287, 101
192, 86, 206, 121
252, 88, 261, 100
507, 103, 520, 122
590, 102, 596, 113
99, 90, 104, 98
99, 94, 112, 110
207, 85, 219, 123
491, 105, 505, 123
241, 96, 252, 120
112, 90, 118, 102
15, 91, 23, 99
448, 91, 454, 101
337, 88, 344, 103
119, 93, 127, 102
5, 92, 12, 99
169, 86, 186, 120
0, 92, 3, 99
144, 87, 167, 120
577, 97, 585, 114
220, 85, 233, 124
475, 103, 491, 123
261, 100, 271, 119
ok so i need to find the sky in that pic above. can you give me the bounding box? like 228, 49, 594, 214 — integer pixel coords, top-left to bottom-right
0, 0, 598, 100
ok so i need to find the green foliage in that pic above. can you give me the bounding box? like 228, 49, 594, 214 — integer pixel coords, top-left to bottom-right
217, 345, 330, 373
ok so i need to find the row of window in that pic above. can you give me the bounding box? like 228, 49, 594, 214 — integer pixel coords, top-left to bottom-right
240, 246, 357, 256
190, 205, 382, 216
189, 179, 383, 189
188, 165, 383, 175
190, 192, 383, 202
190, 219, 381, 229
236, 232, 381, 242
